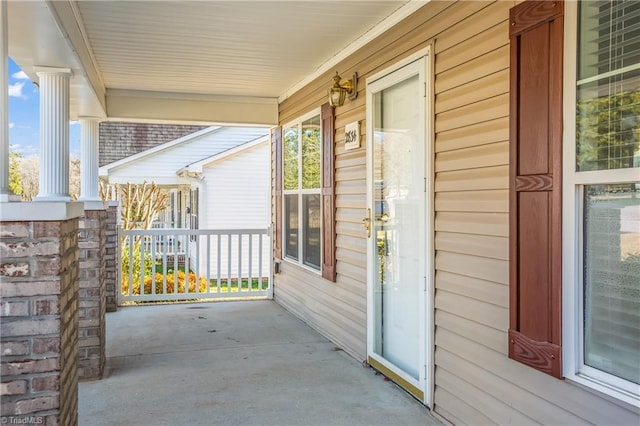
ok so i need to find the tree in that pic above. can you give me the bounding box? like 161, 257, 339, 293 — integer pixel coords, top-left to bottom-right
69, 156, 81, 200
301, 125, 321, 189
283, 127, 299, 190
10, 154, 82, 201
576, 89, 640, 171
107, 180, 170, 297
18, 156, 39, 201
8, 152, 22, 196
101, 180, 169, 230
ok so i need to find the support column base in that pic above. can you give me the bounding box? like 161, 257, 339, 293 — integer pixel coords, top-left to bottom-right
0, 217, 80, 425
0, 193, 22, 202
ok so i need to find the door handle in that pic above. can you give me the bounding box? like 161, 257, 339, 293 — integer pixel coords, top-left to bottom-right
362, 208, 371, 238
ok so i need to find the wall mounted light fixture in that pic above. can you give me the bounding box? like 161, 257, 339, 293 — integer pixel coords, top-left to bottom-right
328, 71, 358, 107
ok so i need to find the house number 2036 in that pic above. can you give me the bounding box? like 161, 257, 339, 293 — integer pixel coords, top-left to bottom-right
345, 121, 360, 150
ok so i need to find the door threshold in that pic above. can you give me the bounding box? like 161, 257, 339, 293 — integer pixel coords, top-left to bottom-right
368, 356, 424, 401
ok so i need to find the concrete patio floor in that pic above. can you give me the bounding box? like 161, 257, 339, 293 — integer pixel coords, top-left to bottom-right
79, 300, 440, 426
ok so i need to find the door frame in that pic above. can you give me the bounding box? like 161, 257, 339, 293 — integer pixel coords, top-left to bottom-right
365, 46, 434, 407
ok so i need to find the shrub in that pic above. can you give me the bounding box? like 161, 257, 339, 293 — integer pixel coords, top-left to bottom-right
122, 269, 208, 296
120, 237, 154, 295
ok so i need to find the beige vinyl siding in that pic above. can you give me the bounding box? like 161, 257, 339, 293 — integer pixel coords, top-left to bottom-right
432, 1, 637, 424
274, 263, 366, 359
274, 0, 639, 423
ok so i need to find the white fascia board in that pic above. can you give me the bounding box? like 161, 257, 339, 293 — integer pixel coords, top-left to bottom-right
106, 176, 181, 186
99, 126, 222, 174
7, 0, 106, 118
106, 89, 278, 126
186, 136, 269, 173
278, 0, 430, 103
46, 0, 107, 115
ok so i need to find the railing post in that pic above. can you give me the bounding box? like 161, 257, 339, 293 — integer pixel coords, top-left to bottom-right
116, 227, 123, 306
268, 226, 274, 299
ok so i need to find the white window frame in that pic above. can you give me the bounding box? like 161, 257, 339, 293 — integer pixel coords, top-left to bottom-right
562, 1, 640, 407
282, 108, 323, 273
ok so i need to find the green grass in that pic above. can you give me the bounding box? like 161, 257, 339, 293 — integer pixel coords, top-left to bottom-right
154, 263, 186, 275
151, 262, 267, 292
209, 278, 266, 292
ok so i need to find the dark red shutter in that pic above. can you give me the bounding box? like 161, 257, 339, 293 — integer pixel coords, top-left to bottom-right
321, 103, 336, 282
509, 0, 563, 378
273, 127, 283, 260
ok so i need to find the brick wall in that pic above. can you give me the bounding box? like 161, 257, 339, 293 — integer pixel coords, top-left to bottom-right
0, 219, 80, 425
105, 203, 118, 312
99, 122, 207, 167
78, 209, 106, 380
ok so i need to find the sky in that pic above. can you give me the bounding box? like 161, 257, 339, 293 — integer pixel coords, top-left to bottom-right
8, 57, 81, 157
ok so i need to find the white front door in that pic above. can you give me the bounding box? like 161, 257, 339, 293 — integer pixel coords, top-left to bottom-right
366, 55, 431, 403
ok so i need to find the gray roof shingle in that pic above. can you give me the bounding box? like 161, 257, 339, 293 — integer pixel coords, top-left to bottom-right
99, 122, 207, 167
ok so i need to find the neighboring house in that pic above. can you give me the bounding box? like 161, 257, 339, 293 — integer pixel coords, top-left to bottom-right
186, 137, 271, 278
99, 125, 271, 278
100, 126, 269, 228
99, 122, 207, 167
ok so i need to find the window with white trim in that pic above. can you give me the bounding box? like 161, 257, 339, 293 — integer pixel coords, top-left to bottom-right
566, 0, 639, 402
283, 111, 322, 270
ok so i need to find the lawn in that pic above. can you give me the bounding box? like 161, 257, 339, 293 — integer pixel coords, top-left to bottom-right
156, 264, 268, 292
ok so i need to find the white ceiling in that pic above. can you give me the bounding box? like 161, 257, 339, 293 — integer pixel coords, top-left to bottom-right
7, 0, 418, 124
77, 1, 408, 97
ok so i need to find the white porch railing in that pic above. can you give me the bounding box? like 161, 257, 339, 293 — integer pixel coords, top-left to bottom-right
118, 228, 272, 304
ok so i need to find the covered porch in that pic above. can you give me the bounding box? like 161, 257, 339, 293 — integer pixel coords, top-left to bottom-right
4, 1, 639, 424
79, 300, 438, 426
1, 2, 413, 422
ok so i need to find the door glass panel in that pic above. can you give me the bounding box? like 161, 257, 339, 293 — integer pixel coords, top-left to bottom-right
372, 74, 422, 380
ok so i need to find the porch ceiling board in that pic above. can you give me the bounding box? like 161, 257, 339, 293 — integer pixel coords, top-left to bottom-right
74, 1, 408, 98
8, 0, 414, 124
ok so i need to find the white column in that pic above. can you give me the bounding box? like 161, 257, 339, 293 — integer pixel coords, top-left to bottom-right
34, 67, 72, 202
0, 0, 18, 202
78, 117, 102, 202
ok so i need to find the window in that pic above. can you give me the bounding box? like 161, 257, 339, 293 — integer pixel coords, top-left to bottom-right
171, 190, 182, 228
273, 104, 336, 281
283, 112, 322, 270
189, 188, 199, 240
565, 0, 640, 403
510, 0, 638, 403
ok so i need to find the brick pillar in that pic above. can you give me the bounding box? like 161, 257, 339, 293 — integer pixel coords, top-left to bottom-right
78, 208, 106, 380
0, 219, 79, 425
104, 202, 119, 312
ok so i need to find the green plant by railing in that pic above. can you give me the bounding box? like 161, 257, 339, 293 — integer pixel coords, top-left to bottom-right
121, 242, 269, 296
120, 238, 154, 293
122, 270, 207, 296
